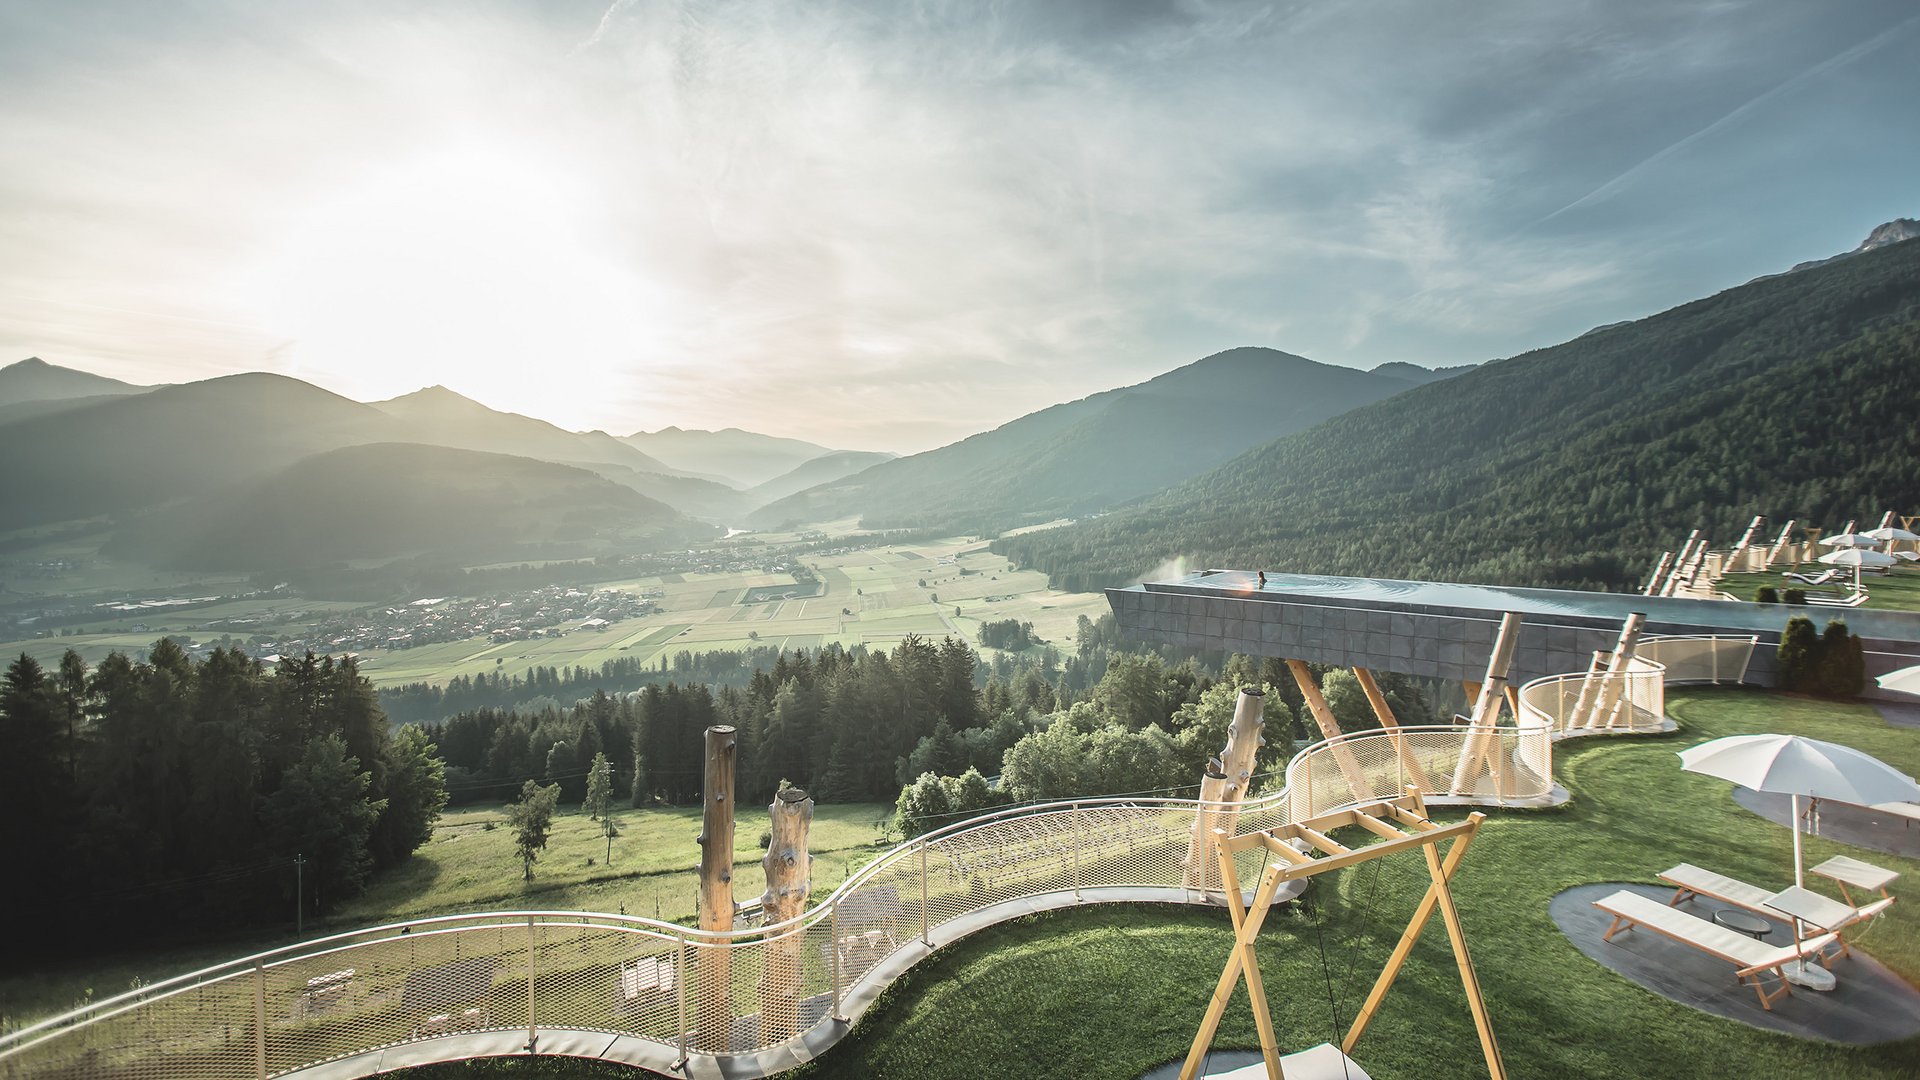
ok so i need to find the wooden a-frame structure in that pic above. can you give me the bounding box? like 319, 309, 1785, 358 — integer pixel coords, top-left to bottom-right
1179, 790, 1508, 1080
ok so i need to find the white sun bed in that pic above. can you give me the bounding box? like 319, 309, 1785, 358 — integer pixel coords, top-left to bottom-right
1593, 889, 1838, 1010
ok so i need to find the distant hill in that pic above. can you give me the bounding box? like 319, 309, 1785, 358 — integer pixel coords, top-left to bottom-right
0, 372, 396, 529
751, 348, 1445, 533
117, 443, 714, 570
746, 449, 897, 506
1369, 361, 1475, 386
998, 233, 1920, 592
1784, 218, 1920, 277
373, 385, 683, 477
0, 357, 148, 407
626, 427, 838, 489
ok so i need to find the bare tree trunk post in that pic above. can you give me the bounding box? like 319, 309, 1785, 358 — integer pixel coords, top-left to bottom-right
758, 787, 813, 1043
1561, 651, 1607, 733
695, 725, 737, 1053
1642, 551, 1675, 596
1765, 519, 1797, 568
1183, 689, 1264, 894
1449, 614, 1522, 796
1593, 614, 1648, 731
1725, 516, 1764, 574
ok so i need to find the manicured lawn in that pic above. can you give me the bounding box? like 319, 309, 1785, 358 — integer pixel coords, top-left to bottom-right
781, 688, 1920, 1080
1721, 569, 1920, 612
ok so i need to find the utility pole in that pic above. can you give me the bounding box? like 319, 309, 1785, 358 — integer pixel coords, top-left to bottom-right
294, 854, 307, 935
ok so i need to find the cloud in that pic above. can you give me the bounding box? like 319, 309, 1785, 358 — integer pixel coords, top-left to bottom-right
0, 0, 1915, 451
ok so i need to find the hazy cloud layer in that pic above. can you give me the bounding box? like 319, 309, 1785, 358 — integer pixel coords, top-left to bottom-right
2, 0, 1915, 451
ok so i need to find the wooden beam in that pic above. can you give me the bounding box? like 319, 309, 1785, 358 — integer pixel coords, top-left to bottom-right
757, 787, 813, 1041
1426, 831, 1509, 1080
1178, 849, 1290, 1080
1561, 651, 1607, 732
1293, 825, 1350, 856
1354, 667, 1431, 791
1287, 661, 1371, 807
1184, 759, 1230, 894
1343, 815, 1481, 1054
695, 725, 738, 1052
1270, 818, 1479, 883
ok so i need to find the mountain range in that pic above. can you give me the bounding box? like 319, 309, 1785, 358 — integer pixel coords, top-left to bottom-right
12, 219, 1911, 580
997, 226, 1920, 592
749, 349, 1467, 532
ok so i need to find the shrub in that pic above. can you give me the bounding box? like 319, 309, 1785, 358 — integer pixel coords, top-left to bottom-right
1783, 588, 1808, 605
1754, 585, 1780, 604
1817, 619, 1865, 698
1777, 616, 1818, 691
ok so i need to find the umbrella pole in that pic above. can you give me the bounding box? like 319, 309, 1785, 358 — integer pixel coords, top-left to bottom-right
1783, 792, 1836, 990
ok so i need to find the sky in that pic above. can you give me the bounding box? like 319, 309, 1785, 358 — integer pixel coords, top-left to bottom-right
2, 0, 1916, 453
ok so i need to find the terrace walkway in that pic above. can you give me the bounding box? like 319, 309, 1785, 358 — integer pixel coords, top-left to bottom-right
0, 631, 1760, 1080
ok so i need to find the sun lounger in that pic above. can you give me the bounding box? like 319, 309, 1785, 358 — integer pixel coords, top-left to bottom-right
1657, 864, 1895, 961
1782, 569, 1842, 585
1593, 890, 1838, 1009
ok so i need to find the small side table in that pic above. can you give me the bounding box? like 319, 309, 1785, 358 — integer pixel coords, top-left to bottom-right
1811, 854, 1900, 906
1712, 908, 1771, 940
1764, 885, 1851, 991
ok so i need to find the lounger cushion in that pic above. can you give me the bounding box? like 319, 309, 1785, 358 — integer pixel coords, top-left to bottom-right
1660, 863, 1778, 913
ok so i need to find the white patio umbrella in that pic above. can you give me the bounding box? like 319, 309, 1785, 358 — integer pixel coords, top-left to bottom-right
1867, 525, 1920, 557
1876, 665, 1920, 696
1820, 532, 1880, 549
1817, 546, 1897, 590
1679, 734, 1920, 987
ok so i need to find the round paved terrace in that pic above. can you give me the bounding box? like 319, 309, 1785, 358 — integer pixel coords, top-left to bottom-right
1551, 883, 1920, 1044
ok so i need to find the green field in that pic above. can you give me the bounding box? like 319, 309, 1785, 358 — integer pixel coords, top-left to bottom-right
340, 540, 1107, 687
0, 801, 894, 1031
0, 536, 1110, 687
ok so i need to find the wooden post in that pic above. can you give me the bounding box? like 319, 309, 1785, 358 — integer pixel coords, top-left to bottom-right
1765, 519, 1797, 568
1425, 831, 1509, 1080
1286, 663, 1370, 806
695, 725, 737, 1053
1184, 689, 1264, 893
1641, 551, 1674, 596
757, 787, 812, 1043
1450, 614, 1522, 797
1353, 668, 1430, 792
1343, 817, 1481, 1055
1589, 614, 1647, 731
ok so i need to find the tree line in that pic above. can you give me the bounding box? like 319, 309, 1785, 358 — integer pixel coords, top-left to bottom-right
0, 645, 447, 954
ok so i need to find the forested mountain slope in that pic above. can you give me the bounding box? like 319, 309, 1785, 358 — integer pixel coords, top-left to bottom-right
0, 372, 395, 529
0, 356, 149, 406
752, 347, 1451, 533
118, 442, 714, 569
997, 237, 1920, 592
746, 449, 897, 506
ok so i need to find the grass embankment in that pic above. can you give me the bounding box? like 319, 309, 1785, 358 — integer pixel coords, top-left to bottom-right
400, 688, 1920, 1079
0, 803, 892, 1032
1721, 569, 1920, 613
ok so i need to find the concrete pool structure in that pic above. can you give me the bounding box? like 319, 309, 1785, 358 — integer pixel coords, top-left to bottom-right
1105, 570, 1920, 697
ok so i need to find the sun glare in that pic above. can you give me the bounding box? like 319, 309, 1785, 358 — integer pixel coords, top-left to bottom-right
239, 144, 676, 422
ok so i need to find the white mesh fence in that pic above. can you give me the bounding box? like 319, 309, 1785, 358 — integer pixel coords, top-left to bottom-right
0, 636, 1760, 1078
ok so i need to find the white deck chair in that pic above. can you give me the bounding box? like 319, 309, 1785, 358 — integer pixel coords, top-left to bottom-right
1658, 863, 1895, 961
1593, 890, 1838, 1010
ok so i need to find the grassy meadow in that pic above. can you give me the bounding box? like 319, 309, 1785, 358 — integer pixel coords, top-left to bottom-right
0, 536, 1109, 686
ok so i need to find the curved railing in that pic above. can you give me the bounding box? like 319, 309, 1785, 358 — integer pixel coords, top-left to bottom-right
0, 634, 1760, 1080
